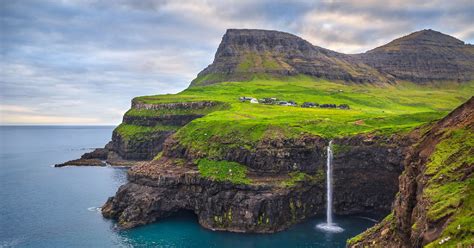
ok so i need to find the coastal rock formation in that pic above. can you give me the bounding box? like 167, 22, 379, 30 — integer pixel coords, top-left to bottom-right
192, 29, 474, 86
101, 133, 412, 232
348, 97, 474, 247
102, 158, 324, 233
59, 100, 224, 166
54, 158, 105, 167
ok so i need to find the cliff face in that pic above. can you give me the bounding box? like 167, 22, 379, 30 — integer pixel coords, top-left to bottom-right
348, 97, 474, 247
101, 133, 413, 233
102, 158, 325, 233
107, 101, 222, 161
56, 100, 225, 166
191, 29, 474, 86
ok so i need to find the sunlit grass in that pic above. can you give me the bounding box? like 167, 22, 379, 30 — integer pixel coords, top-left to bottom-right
128, 76, 473, 157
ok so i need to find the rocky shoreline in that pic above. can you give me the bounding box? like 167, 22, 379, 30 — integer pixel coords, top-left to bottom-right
97, 131, 413, 233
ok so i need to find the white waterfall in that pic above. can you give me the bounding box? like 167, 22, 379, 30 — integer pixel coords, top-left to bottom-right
326, 140, 334, 225
316, 140, 343, 233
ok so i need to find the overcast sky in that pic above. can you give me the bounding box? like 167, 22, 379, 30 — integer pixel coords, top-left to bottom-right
1, 0, 473, 125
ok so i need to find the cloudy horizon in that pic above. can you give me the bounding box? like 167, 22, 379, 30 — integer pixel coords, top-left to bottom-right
1, 0, 473, 125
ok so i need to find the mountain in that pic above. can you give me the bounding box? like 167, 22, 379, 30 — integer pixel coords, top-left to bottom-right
191, 29, 386, 86
191, 29, 474, 86
358, 29, 474, 83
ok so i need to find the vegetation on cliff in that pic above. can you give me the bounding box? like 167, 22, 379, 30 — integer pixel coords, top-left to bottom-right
115, 123, 178, 140
348, 97, 474, 247
131, 76, 473, 160
422, 128, 473, 247
197, 159, 251, 185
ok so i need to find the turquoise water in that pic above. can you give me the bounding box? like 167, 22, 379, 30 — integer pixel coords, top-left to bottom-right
0, 126, 378, 247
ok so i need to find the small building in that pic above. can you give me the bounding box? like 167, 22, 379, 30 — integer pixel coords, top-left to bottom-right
338, 104, 350, 109
302, 102, 318, 108
260, 98, 276, 104
250, 98, 259, 104
239, 96, 254, 102
320, 104, 337, 108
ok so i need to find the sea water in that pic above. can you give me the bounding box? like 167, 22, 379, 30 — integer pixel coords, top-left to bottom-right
0, 126, 378, 247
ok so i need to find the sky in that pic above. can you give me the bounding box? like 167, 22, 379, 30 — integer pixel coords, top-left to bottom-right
1, 0, 473, 125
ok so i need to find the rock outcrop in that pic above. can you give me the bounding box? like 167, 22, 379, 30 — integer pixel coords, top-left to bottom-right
191, 29, 474, 86
102, 158, 325, 233
348, 97, 474, 247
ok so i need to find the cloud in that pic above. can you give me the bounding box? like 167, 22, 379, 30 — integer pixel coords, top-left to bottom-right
1, 0, 473, 124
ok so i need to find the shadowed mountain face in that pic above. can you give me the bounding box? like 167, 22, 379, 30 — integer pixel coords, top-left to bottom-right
191, 29, 474, 86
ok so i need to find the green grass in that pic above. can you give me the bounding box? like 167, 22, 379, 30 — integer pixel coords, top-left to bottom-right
197, 159, 251, 185
347, 127, 473, 247
124, 102, 229, 117
280, 170, 325, 187
115, 123, 179, 140
126, 75, 473, 159
347, 212, 395, 246
423, 128, 474, 247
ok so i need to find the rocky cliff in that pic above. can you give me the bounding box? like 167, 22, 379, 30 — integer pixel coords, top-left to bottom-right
101, 133, 413, 232
348, 97, 474, 247
56, 99, 226, 167
191, 29, 474, 86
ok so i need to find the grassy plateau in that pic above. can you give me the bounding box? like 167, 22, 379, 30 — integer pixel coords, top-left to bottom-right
128, 75, 473, 159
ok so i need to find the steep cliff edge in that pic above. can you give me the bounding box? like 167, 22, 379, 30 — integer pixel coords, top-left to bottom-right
56, 99, 228, 167
348, 97, 474, 247
101, 133, 413, 233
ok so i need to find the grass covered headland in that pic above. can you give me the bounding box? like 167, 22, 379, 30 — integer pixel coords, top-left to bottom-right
128, 76, 473, 158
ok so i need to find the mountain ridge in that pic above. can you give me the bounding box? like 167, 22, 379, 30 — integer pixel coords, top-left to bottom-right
191, 29, 474, 86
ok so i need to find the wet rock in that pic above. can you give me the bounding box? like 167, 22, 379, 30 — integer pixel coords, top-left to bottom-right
55, 158, 105, 167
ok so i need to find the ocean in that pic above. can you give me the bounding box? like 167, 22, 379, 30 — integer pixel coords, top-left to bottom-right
0, 126, 377, 247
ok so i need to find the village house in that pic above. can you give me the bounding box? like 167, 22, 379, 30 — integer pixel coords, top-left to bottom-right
301, 102, 319, 108
250, 98, 259, 104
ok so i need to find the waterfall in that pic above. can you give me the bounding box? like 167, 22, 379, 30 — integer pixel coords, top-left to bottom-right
316, 140, 343, 233
326, 140, 333, 225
